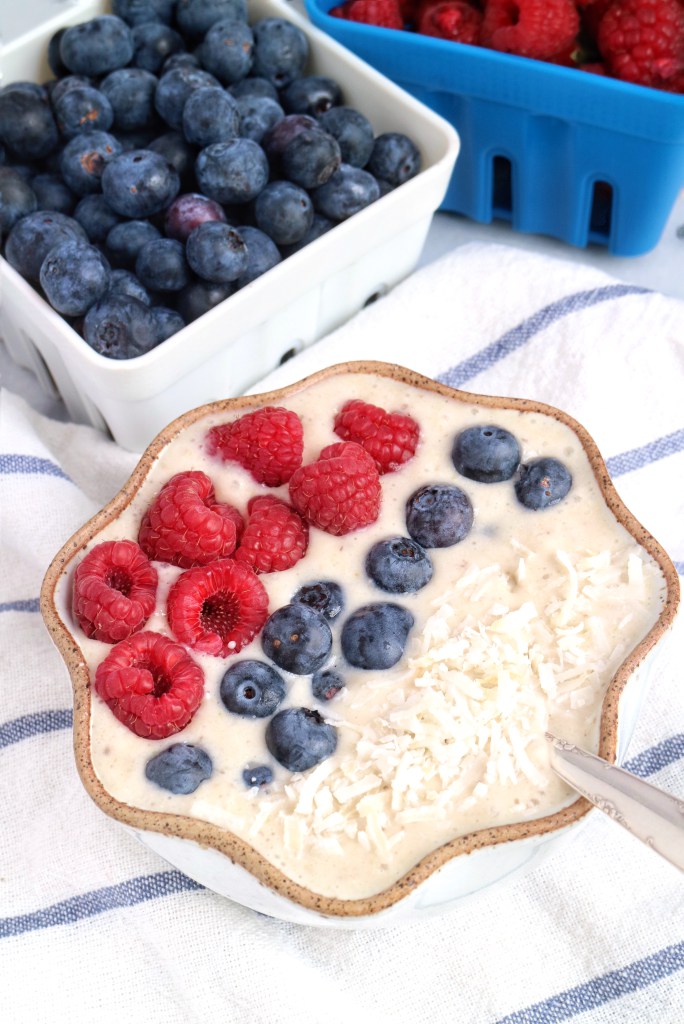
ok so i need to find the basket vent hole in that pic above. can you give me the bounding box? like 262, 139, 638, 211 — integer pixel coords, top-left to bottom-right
589, 181, 613, 238
279, 346, 298, 365
492, 156, 513, 215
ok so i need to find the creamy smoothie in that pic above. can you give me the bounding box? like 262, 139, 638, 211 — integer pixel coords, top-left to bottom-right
67, 371, 665, 900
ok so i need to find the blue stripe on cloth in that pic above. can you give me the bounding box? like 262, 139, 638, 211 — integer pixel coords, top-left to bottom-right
0, 598, 40, 613
0, 454, 71, 482
436, 284, 650, 390
0, 709, 73, 750
605, 428, 684, 478
0, 870, 204, 939
623, 734, 684, 779
494, 942, 684, 1024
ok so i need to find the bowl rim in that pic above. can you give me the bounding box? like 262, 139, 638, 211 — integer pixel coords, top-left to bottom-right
40, 359, 681, 918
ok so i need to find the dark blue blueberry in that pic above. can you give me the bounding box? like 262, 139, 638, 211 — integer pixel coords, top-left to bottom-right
106, 217, 161, 267
74, 194, 122, 243
366, 537, 433, 594
281, 76, 341, 117
50, 75, 93, 107
279, 213, 334, 257
148, 131, 196, 184
0, 167, 37, 235
145, 743, 213, 795
265, 707, 337, 773
311, 669, 345, 702
39, 239, 110, 316
317, 106, 374, 168
135, 237, 190, 291
236, 95, 284, 144
0, 81, 48, 100
108, 267, 152, 305
367, 132, 422, 188
100, 69, 159, 132
132, 22, 186, 73
229, 76, 278, 101
0, 88, 59, 162
254, 180, 313, 246
186, 221, 247, 282
112, 0, 175, 26
54, 85, 113, 139
242, 764, 273, 788
83, 293, 159, 358
341, 602, 414, 670
151, 304, 185, 341
234, 225, 281, 286
176, 0, 248, 39
101, 149, 180, 217
60, 131, 122, 195
30, 174, 76, 216
5, 210, 87, 281
182, 87, 240, 147
262, 603, 333, 675
281, 127, 341, 190
262, 112, 317, 164
514, 457, 573, 510
155, 65, 220, 130
251, 18, 309, 89
406, 484, 474, 548
195, 138, 269, 204
312, 164, 380, 221
201, 19, 254, 84
59, 16, 134, 77
162, 52, 201, 73
292, 581, 344, 620
452, 425, 521, 483
176, 278, 233, 321
47, 29, 70, 78
116, 127, 160, 152
220, 659, 286, 718
164, 191, 227, 241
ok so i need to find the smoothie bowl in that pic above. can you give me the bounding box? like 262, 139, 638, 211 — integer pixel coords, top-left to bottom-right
41, 361, 680, 926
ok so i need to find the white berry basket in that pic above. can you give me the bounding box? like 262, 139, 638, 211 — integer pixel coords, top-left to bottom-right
0, 0, 459, 452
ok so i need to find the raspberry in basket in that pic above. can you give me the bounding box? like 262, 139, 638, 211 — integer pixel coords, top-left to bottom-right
235, 495, 309, 573
481, 0, 580, 60
73, 539, 157, 643
596, 0, 684, 88
206, 406, 304, 486
332, 0, 404, 29
94, 630, 204, 739
418, 1, 483, 44
289, 440, 381, 535
333, 398, 419, 474
138, 470, 243, 570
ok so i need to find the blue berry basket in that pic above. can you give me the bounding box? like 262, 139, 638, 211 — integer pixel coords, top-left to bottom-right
304, 0, 684, 256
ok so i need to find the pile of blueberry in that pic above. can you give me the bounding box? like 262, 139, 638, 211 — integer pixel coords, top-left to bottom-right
0, 0, 422, 359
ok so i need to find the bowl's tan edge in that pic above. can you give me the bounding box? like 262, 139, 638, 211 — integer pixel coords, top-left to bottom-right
40, 360, 681, 919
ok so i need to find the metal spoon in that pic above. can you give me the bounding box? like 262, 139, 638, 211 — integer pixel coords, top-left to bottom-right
546, 733, 684, 872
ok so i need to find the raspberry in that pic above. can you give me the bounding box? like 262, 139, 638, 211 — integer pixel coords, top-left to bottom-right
333, 0, 404, 29
597, 0, 684, 88
206, 406, 304, 487
288, 440, 382, 535
167, 559, 269, 657
332, 398, 420, 474
418, 1, 483, 44
73, 539, 157, 644
138, 471, 243, 570
234, 495, 309, 573
94, 630, 204, 739
481, 0, 580, 60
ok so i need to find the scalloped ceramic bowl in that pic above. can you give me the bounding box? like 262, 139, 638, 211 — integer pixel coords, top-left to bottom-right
41, 362, 679, 927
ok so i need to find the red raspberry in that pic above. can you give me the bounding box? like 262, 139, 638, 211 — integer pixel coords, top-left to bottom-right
94, 630, 204, 739
332, 398, 420, 474
234, 495, 309, 574
481, 0, 580, 60
138, 471, 243, 570
167, 559, 269, 657
73, 540, 157, 644
206, 406, 304, 487
418, 1, 483, 44
289, 441, 382, 535
336, 0, 404, 28
597, 0, 684, 88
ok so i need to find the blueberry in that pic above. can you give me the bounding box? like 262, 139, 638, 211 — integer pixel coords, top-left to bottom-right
236, 95, 284, 144
176, 278, 233, 321
292, 581, 344, 620
148, 131, 196, 183
60, 131, 122, 195
279, 213, 334, 257
112, 0, 175, 27
155, 65, 221, 130
176, 0, 248, 40
262, 113, 318, 164
262, 603, 332, 675
164, 191, 227, 241
30, 174, 76, 216
151, 305, 185, 341
311, 669, 345, 702
514, 457, 573, 510
145, 743, 212, 795
341, 602, 413, 670
40, 240, 111, 316
220, 659, 286, 717
100, 69, 159, 132
265, 707, 337, 773
281, 127, 341, 190
74, 194, 122, 243
182, 87, 240, 147
230, 76, 279, 101
49, 75, 94, 107
60, 16, 134, 77
366, 537, 433, 594
242, 764, 273, 788
251, 18, 309, 89
5, 211, 87, 281
131, 22, 186, 73
406, 484, 474, 548
234, 225, 281, 286
281, 75, 342, 117
0, 167, 37, 235
186, 222, 248, 282
53, 85, 114, 139
108, 268, 152, 305
83, 293, 159, 358
316, 106, 375, 168
101, 149, 180, 217
201, 19, 254, 84
367, 132, 422, 187
452, 425, 521, 483
0, 88, 59, 162
195, 138, 269, 204
254, 179, 314, 246
106, 217, 161, 267
48, 29, 70, 78
162, 52, 202, 73
312, 164, 381, 221
135, 237, 190, 291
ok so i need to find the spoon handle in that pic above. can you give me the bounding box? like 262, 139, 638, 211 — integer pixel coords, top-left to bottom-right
546, 733, 684, 872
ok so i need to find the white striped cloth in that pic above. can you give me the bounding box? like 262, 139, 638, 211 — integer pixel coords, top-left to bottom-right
1, 242, 682, 1024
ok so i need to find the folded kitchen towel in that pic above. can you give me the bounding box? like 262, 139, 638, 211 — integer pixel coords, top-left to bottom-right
1, 241, 682, 1024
